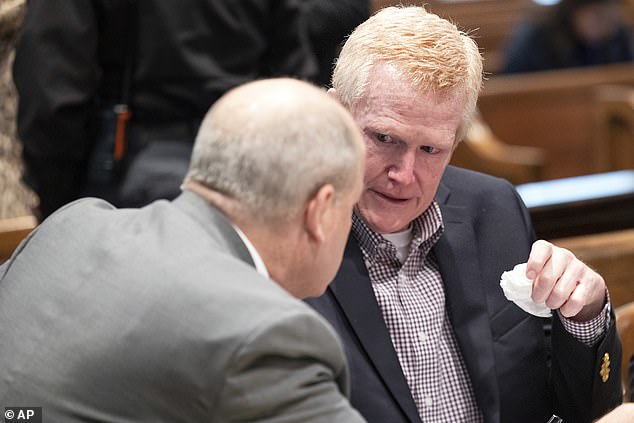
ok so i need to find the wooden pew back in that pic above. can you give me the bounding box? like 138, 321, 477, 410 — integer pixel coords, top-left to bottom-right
478, 64, 634, 180
0, 215, 37, 263
554, 229, 634, 309
594, 84, 634, 171
616, 301, 634, 401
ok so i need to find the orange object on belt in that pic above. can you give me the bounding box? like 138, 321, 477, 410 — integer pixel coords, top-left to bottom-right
113, 104, 132, 161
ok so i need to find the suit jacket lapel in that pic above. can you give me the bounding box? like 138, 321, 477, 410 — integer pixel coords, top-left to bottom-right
433, 182, 500, 422
330, 237, 422, 423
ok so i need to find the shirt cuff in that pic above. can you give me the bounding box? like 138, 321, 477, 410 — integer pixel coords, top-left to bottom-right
558, 291, 611, 346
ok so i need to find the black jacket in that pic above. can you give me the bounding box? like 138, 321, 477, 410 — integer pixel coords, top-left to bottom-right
308, 166, 623, 423
14, 0, 318, 217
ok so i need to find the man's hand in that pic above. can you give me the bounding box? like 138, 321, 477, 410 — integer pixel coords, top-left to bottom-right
594, 403, 634, 423
526, 240, 607, 322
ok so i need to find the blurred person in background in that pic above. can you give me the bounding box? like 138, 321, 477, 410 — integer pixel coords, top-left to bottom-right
0, 0, 34, 218
501, 0, 634, 74
14, 0, 369, 221
305, 0, 369, 87
14, 0, 321, 220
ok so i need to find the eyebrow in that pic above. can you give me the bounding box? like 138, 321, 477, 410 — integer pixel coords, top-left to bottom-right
363, 126, 401, 142
364, 126, 452, 148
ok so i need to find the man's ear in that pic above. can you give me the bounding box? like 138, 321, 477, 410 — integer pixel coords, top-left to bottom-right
327, 88, 340, 103
304, 184, 335, 244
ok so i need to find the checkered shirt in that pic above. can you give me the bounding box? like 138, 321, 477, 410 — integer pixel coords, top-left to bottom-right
559, 298, 610, 345
352, 202, 483, 422
351, 202, 611, 422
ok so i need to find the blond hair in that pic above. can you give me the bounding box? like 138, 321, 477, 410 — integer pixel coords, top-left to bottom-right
332, 6, 483, 142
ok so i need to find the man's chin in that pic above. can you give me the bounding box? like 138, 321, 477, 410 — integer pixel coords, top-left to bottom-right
365, 216, 411, 234
356, 203, 417, 233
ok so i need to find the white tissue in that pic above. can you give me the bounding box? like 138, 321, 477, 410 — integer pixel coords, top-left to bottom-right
499, 263, 552, 318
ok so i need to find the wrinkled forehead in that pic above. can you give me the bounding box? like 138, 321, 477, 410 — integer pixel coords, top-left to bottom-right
353, 62, 467, 113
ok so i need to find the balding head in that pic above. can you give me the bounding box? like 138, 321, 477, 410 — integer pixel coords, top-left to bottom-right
186, 78, 364, 224
184, 78, 365, 298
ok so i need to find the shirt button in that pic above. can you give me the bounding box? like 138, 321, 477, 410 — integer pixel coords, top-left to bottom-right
398, 274, 407, 284
378, 243, 388, 250
425, 397, 433, 407
418, 332, 427, 343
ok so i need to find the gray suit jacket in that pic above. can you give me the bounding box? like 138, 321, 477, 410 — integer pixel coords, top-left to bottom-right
0, 192, 364, 422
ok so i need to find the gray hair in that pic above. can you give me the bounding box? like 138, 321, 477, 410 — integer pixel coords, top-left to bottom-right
332, 5, 483, 142
185, 78, 363, 223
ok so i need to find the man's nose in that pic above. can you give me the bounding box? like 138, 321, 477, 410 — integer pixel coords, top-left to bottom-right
387, 150, 416, 185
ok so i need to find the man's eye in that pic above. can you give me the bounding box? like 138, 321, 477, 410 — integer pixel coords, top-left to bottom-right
376, 133, 392, 143
420, 145, 439, 154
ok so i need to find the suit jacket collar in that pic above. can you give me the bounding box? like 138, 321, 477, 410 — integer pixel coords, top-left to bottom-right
172, 191, 255, 269
330, 179, 501, 423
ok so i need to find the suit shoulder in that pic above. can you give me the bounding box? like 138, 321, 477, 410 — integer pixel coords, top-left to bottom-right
442, 165, 512, 189
440, 165, 517, 199
44, 197, 117, 222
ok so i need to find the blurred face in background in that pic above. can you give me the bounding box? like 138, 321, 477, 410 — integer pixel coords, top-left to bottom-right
573, 2, 623, 44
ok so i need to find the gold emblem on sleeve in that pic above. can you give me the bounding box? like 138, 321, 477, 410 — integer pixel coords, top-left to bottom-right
599, 353, 610, 383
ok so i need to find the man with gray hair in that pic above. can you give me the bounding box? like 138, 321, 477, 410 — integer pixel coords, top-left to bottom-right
307, 6, 622, 423
0, 78, 366, 422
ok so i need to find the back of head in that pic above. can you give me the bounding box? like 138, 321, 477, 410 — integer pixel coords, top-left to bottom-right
332, 5, 483, 141
186, 78, 363, 224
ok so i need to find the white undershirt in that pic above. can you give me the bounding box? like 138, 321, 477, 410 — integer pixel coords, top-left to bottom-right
381, 225, 414, 264
232, 224, 269, 278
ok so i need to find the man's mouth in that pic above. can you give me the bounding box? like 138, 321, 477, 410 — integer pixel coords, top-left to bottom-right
372, 190, 409, 204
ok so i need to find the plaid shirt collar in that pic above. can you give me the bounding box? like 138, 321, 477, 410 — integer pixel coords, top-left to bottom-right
351, 201, 445, 267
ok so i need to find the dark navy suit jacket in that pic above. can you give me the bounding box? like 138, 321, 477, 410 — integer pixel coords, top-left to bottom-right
308, 166, 622, 423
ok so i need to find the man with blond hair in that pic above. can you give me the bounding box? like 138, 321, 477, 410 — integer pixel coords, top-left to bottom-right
308, 6, 622, 423
0, 78, 366, 422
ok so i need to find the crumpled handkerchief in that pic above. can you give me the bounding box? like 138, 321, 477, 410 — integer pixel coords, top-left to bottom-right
500, 263, 551, 318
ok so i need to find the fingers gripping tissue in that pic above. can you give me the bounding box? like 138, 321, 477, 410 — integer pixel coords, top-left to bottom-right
500, 263, 552, 318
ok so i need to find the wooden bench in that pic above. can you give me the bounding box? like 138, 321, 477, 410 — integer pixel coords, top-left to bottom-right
552, 229, 634, 309
451, 111, 546, 185
594, 84, 634, 171
517, 170, 634, 239
615, 301, 634, 401
0, 215, 37, 263
478, 63, 634, 180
